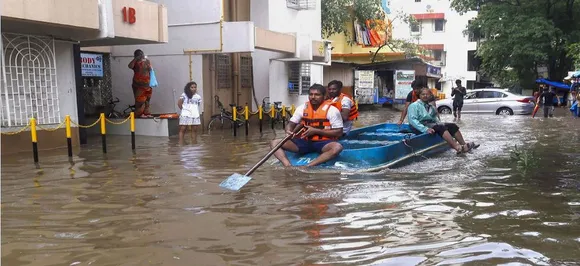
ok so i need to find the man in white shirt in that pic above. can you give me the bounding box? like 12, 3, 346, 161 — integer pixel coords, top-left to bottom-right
271, 84, 344, 167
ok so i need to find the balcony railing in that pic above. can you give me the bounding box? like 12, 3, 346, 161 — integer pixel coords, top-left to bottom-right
286, 0, 316, 10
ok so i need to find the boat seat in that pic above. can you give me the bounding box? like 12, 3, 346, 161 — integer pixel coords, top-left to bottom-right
355, 132, 412, 141
340, 139, 400, 149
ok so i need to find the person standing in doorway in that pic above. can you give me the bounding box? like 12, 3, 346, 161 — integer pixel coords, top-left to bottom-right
128, 49, 154, 118
537, 86, 556, 118
177, 81, 202, 145
451, 79, 467, 120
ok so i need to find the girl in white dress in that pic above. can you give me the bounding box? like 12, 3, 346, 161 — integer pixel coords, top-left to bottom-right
177, 81, 202, 144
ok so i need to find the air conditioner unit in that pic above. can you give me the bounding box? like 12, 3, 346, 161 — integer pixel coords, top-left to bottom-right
286, 0, 316, 10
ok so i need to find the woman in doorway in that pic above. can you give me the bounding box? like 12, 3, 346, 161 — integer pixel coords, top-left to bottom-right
128, 49, 153, 118
177, 81, 202, 144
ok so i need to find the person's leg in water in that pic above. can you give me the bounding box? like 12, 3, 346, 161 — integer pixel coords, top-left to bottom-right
452, 101, 458, 120
306, 141, 343, 167
190, 125, 199, 144
178, 125, 187, 145
432, 123, 476, 153
457, 104, 463, 120
543, 106, 549, 118
271, 139, 302, 167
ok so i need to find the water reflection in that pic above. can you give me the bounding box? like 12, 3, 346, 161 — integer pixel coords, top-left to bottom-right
2, 108, 579, 265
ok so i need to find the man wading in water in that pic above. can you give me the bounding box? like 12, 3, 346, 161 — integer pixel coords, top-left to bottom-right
451, 79, 467, 121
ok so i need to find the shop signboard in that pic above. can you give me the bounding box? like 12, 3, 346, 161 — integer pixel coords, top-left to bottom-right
394, 70, 415, 100
354, 70, 377, 105
80, 53, 104, 77
426, 65, 442, 78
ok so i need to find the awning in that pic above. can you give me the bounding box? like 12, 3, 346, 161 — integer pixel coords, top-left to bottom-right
419, 44, 444, 50
412, 13, 445, 20
535, 78, 571, 90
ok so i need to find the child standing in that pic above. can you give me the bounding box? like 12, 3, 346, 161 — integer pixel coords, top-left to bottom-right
177, 81, 202, 144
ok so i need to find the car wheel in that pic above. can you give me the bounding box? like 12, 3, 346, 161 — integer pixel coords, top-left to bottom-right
438, 106, 452, 114
497, 107, 513, 115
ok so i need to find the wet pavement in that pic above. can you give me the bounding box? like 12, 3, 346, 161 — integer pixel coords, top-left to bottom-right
2, 106, 580, 266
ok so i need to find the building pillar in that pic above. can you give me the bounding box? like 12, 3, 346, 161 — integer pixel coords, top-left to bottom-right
73, 44, 87, 144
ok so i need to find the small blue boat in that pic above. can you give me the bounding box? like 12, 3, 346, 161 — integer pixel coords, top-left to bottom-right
284, 123, 450, 172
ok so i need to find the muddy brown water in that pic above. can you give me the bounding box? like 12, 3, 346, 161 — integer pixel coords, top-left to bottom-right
2, 107, 580, 266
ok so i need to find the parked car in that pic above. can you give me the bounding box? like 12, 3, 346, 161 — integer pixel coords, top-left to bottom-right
435, 88, 536, 115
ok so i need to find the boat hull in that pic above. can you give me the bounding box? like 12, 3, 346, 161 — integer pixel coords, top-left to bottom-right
284, 123, 449, 172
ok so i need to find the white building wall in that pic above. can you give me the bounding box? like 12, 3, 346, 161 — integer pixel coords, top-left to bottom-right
252, 0, 324, 108
55, 42, 79, 124
389, 0, 477, 97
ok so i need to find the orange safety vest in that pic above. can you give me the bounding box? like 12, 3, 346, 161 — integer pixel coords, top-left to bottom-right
300, 101, 337, 141
330, 93, 359, 121
411, 90, 419, 102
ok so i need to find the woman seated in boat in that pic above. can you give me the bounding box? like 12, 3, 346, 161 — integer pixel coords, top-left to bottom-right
407, 88, 479, 154
270, 84, 344, 167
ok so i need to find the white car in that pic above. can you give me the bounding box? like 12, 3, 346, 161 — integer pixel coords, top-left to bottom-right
435, 88, 536, 115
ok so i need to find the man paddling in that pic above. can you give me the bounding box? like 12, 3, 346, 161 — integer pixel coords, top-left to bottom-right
270, 84, 344, 167
327, 80, 359, 135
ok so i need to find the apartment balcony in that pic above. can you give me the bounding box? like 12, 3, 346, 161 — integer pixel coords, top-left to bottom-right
1, 0, 169, 46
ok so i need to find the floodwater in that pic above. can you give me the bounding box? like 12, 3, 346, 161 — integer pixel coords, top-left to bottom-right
2, 107, 580, 266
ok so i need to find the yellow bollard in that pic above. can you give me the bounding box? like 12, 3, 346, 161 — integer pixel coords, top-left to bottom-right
244, 105, 249, 121
100, 113, 107, 153
65, 115, 72, 157
30, 117, 38, 163
282, 105, 286, 118
130, 112, 135, 150
291, 104, 295, 115
232, 106, 237, 136
258, 105, 263, 133
270, 105, 275, 117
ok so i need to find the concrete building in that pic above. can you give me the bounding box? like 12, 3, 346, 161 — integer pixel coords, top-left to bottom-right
389, 0, 488, 96
1, 0, 168, 154
103, 0, 331, 125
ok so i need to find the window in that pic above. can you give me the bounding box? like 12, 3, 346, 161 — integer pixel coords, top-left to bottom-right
286, 0, 316, 10
288, 62, 311, 95
216, 54, 232, 89
410, 21, 421, 33
240, 56, 253, 88
2, 33, 61, 127
476, 91, 506, 98
433, 50, 442, 61
434, 19, 445, 32
467, 50, 481, 71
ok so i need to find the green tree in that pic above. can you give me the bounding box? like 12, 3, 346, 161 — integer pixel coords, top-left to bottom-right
451, 0, 580, 88
322, 0, 423, 61
569, 43, 580, 70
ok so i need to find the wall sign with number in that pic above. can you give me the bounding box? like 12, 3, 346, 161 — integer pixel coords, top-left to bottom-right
122, 7, 136, 24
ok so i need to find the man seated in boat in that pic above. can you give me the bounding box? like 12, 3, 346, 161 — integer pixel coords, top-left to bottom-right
326, 80, 359, 136
407, 88, 479, 154
270, 84, 344, 167
397, 79, 438, 125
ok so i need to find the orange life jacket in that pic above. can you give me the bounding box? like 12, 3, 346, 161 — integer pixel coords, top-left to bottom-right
330, 93, 359, 121
411, 91, 419, 102
300, 101, 337, 141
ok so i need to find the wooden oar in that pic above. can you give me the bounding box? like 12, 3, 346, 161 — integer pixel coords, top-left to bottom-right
219, 124, 305, 191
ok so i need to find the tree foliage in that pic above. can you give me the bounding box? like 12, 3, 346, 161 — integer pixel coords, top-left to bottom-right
568, 42, 580, 69
321, 0, 384, 38
451, 0, 580, 87
322, 0, 423, 61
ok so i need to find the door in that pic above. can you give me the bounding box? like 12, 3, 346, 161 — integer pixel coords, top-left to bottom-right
461, 91, 479, 113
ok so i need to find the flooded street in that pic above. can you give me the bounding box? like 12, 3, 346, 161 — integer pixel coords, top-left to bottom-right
2, 107, 580, 266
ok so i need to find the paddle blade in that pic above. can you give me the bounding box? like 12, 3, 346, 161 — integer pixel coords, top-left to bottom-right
219, 173, 252, 191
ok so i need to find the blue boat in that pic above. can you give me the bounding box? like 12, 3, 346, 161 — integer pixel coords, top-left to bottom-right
284, 123, 450, 172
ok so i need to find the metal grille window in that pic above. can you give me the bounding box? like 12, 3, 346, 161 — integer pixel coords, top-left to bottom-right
288, 62, 311, 95
286, 0, 316, 10
240, 56, 253, 88
1, 33, 61, 127
216, 54, 232, 89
